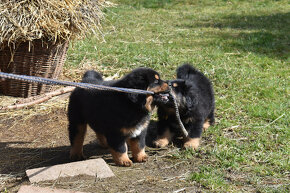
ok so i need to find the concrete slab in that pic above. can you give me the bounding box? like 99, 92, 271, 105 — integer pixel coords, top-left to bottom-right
17, 185, 85, 193
26, 158, 114, 183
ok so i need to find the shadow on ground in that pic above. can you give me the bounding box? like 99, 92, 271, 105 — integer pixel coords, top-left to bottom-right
0, 111, 199, 193
0, 142, 111, 175
179, 12, 290, 59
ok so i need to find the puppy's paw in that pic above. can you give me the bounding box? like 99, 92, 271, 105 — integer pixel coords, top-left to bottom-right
183, 138, 200, 150
153, 138, 169, 148
116, 157, 133, 167
203, 119, 211, 132
133, 151, 148, 163
70, 150, 85, 161
111, 150, 133, 167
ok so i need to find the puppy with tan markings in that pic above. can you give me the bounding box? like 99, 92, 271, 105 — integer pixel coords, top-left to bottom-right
68, 67, 168, 166
153, 63, 215, 149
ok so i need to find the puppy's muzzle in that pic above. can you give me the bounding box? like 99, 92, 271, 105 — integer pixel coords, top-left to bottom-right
148, 82, 169, 93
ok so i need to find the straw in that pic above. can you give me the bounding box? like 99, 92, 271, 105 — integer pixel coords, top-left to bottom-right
0, 0, 113, 49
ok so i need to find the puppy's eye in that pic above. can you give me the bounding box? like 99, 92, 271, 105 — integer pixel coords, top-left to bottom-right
154, 79, 159, 84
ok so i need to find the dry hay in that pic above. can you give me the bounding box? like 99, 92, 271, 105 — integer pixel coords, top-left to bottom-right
0, 0, 114, 49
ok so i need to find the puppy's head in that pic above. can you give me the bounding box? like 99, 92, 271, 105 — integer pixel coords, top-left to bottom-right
154, 79, 191, 110
125, 68, 168, 111
125, 67, 169, 93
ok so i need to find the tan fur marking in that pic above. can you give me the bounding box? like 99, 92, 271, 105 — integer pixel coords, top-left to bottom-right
70, 124, 87, 160
161, 82, 169, 91
148, 82, 169, 93
173, 83, 178, 87
145, 95, 154, 112
128, 139, 148, 162
121, 116, 149, 137
203, 119, 211, 131
153, 129, 172, 148
121, 127, 131, 136
184, 117, 193, 124
96, 133, 108, 148
183, 137, 200, 150
110, 149, 132, 167
155, 74, 160, 80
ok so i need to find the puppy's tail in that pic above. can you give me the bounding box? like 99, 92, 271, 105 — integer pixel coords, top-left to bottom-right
176, 63, 201, 80
82, 70, 103, 84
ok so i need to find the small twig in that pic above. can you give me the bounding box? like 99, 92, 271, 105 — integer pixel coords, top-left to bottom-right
0, 86, 74, 110
173, 188, 186, 193
263, 113, 286, 128
223, 125, 239, 131
161, 161, 188, 170
232, 137, 248, 141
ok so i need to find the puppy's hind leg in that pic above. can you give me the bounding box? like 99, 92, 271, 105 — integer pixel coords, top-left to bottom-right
69, 123, 87, 161
203, 110, 215, 131
68, 92, 87, 161
184, 120, 203, 150
153, 128, 172, 148
208, 109, 215, 126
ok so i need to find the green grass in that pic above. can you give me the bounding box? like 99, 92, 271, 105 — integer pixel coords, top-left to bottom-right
66, 0, 289, 192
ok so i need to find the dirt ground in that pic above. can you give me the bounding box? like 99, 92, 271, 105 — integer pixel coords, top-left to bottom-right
0, 94, 211, 193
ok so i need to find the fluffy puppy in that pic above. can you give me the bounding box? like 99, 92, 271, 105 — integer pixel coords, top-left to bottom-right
153, 63, 215, 149
67, 68, 168, 166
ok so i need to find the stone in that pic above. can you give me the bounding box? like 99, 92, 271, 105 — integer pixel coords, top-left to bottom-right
26, 158, 114, 183
17, 185, 85, 193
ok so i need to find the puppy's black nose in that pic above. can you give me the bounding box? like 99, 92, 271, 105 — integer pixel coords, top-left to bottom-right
166, 80, 172, 87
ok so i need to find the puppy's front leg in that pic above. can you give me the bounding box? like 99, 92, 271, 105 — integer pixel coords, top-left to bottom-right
128, 130, 148, 162
153, 117, 173, 148
107, 135, 133, 167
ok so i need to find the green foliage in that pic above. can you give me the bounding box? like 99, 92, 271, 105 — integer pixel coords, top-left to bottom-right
116, 0, 173, 9
66, 0, 290, 191
188, 166, 229, 190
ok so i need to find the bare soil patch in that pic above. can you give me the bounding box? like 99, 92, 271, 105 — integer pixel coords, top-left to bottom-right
0, 96, 205, 193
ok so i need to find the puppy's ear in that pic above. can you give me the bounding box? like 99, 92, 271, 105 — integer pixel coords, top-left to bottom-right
170, 79, 185, 88
185, 83, 198, 111
128, 93, 146, 105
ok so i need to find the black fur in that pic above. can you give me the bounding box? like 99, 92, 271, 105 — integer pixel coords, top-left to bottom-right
68, 67, 168, 166
153, 63, 215, 149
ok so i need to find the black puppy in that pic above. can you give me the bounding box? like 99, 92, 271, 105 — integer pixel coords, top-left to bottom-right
68, 68, 168, 166
153, 63, 215, 149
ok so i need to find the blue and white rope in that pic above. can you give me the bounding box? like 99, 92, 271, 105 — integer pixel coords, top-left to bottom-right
169, 85, 188, 137
0, 72, 154, 95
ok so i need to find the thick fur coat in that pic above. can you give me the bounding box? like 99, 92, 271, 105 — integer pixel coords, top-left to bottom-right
153, 63, 215, 149
68, 68, 168, 166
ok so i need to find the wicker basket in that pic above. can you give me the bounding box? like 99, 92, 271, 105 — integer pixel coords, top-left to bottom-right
0, 40, 68, 98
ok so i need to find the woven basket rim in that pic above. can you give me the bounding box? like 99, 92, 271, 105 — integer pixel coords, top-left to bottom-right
0, 40, 68, 97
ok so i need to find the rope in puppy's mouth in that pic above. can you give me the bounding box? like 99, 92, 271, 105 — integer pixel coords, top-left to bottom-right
168, 85, 188, 137
155, 85, 188, 138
